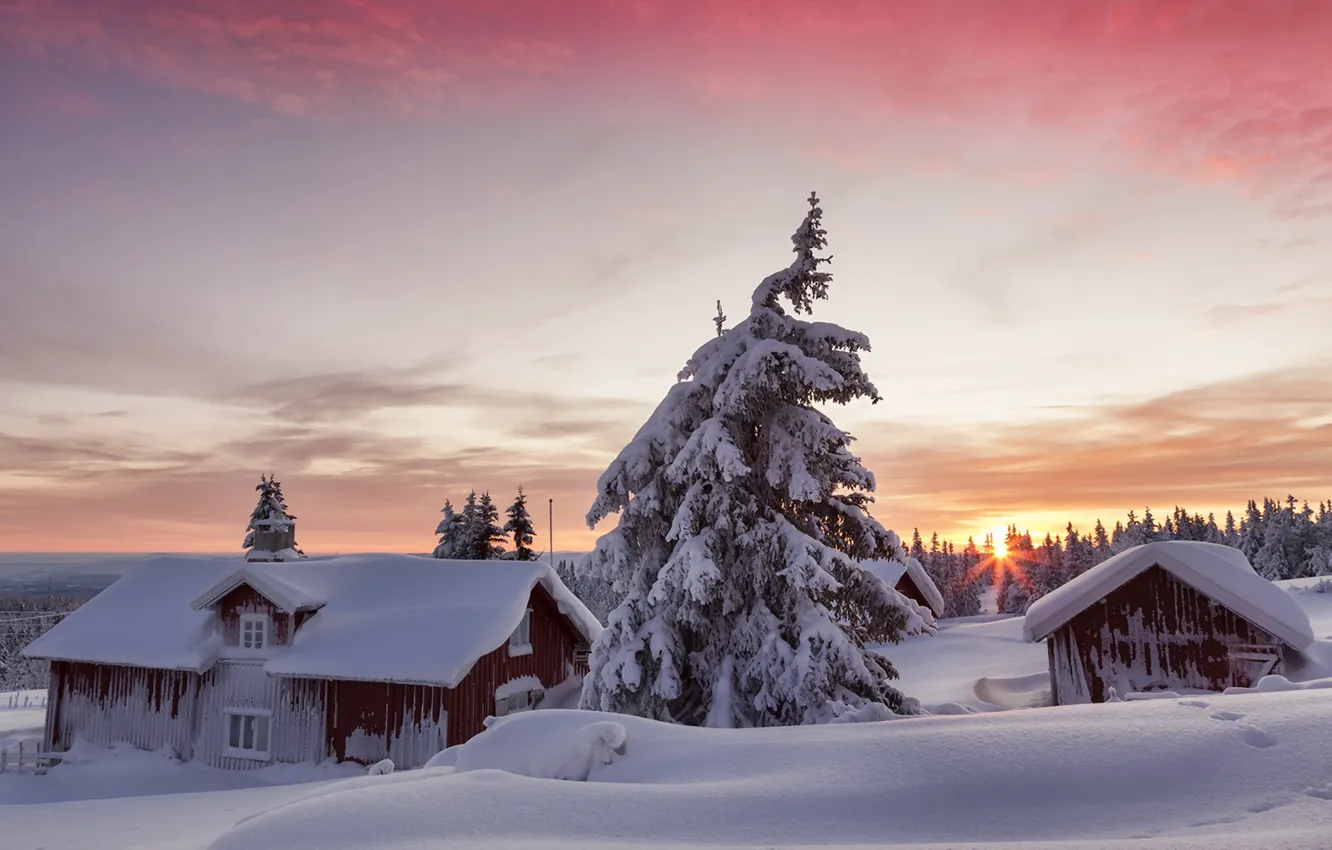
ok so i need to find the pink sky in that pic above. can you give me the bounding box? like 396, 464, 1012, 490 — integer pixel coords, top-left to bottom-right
2, 1, 1330, 553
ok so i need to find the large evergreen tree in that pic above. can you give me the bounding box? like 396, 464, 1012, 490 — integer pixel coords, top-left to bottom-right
472, 492, 508, 559
504, 487, 537, 561
579, 193, 933, 728
243, 473, 304, 561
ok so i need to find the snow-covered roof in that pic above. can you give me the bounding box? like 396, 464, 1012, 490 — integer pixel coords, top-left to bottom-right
24, 554, 603, 686
862, 557, 945, 618
190, 565, 325, 613
1023, 541, 1315, 651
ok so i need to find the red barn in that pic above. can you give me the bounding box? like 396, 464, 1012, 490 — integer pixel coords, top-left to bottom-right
1023, 541, 1314, 704
22, 554, 601, 769
862, 557, 945, 620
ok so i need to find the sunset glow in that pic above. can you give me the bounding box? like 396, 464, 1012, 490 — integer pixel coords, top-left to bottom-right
2, 2, 1330, 554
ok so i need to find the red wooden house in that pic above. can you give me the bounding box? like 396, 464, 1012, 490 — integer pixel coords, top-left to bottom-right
1023, 541, 1314, 704
23, 554, 601, 769
862, 557, 945, 620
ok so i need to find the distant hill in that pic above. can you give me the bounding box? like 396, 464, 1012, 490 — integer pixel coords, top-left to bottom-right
0, 551, 592, 598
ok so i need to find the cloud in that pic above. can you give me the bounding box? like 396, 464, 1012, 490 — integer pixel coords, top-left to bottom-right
2, 0, 580, 118
862, 365, 1332, 539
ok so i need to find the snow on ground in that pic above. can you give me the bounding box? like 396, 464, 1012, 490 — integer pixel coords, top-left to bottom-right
5, 578, 1332, 850
1, 742, 361, 850
1, 689, 47, 753
216, 693, 1332, 850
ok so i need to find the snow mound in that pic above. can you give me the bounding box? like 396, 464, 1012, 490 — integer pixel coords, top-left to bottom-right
211, 694, 1332, 850
366, 759, 394, 776
973, 672, 1053, 710
1223, 674, 1332, 694
454, 710, 628, 781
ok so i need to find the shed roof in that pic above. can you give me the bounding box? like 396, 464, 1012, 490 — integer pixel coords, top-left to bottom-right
1022, 541, 1315, 651
24, 553, 603, 687
862, 556, 946, 619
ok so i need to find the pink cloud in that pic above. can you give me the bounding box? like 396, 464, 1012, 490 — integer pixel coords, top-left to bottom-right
4, 1, 1330, 204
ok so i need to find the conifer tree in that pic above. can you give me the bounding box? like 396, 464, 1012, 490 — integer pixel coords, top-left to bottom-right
474, 492, 508, 559
432, 499, 464, 558
504, 487, 537, 561
580, 193, 932, 728
243, 473, 304, 561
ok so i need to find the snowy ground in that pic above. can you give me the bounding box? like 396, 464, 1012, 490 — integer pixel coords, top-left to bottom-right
3, 579, 1331, 850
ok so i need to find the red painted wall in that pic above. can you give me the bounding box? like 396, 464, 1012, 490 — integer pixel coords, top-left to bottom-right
445, 584, 588, 744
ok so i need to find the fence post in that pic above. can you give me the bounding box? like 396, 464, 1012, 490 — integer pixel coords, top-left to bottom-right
18, 741, 23, 772
1, 748, 7, 773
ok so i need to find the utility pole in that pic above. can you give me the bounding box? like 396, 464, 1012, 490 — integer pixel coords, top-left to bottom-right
549, 498, 554, 567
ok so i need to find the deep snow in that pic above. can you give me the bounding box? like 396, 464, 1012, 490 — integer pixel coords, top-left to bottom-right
213, 692, 1332, 850
4, 577, 1332, 850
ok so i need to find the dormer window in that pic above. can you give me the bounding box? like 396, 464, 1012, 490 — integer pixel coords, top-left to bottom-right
240, 613, 268, 650
508, 608, 532, 656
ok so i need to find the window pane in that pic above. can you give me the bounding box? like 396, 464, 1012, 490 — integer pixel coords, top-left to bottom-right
521, 612, 530, 643
254, 624, 264, 648
255, 717, 269, 752
229, 714, 242, 748
242, 716, 255, 749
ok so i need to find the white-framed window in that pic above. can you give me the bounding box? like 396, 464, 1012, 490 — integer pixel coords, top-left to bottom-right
507, 608, 532, 656
239, 613, 268, 650
495, 689, 532, 717
223, 709, 271, 759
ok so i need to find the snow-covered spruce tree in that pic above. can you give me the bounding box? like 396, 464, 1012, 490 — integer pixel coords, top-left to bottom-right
432, 499, 464, 558
243, 473, 305, 561
579, 193, 933, 728
504, 487, 537, 561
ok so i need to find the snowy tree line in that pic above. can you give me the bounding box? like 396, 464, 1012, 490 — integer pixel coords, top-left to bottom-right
913, 497, 1332, 616
433, 488, 538, 561
0, 596, 82, 691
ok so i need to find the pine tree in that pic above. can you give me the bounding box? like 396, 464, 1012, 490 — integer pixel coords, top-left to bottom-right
243, 473, 304, 561
432, 499, 464, 558
469, 492, 507, 559
580, 193, 931, 728
504, 487, 537, 561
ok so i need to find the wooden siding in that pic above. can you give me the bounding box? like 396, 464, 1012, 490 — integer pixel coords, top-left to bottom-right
195, 660, 329, 769
218, 584, 293, 647
446, 584, 587, 744
324, 680, 447, 768
1048, 565, 1286, 705
44, 660, 199, 759
894, 575, 933, 615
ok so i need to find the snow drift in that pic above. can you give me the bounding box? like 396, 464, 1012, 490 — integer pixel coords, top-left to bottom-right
212, 692, 1332, 850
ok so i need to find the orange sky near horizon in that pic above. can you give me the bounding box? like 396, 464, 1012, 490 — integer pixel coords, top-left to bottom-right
2, 1, 1331, 554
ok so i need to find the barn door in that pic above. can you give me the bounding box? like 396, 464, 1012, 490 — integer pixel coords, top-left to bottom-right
1228, 647, 1278, 688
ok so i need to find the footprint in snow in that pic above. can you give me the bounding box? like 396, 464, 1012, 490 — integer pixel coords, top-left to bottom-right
1305, 785, 1332, 801
1210, 710, 1245, 722
1234, 723, 1278, 749
1178, 699, 1210, 709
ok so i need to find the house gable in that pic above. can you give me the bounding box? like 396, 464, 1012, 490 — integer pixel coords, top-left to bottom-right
444, 583, 590, 745
216, 582, 312, 649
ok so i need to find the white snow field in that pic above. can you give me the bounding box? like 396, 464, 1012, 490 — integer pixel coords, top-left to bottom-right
2, 579, 1330, 850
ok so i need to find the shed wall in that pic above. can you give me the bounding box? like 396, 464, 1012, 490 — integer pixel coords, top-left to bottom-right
323, 680, 447, 768
1048, 565, 1285, 704
44, 660, 199, 759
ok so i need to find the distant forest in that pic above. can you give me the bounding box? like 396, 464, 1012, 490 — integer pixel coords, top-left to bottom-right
911, 496, 1332, 618
562, 496, 1332, 622
0, 595, 81, 691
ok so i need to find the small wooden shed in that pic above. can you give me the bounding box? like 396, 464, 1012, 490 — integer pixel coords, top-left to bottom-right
23, 554, 600, 768
1023, 541, 1314, 704
862, 557, 946, 620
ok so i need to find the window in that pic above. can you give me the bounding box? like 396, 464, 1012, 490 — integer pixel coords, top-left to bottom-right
239, 614, 267, 650
495, 690, 532, 717
508, 608, 532, 656
224, 710, 271, 759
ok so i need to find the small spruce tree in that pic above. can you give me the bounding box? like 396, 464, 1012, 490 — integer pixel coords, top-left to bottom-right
432, 499, 464, 558
504, 487, 537, 561
243, 473, 304, 561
